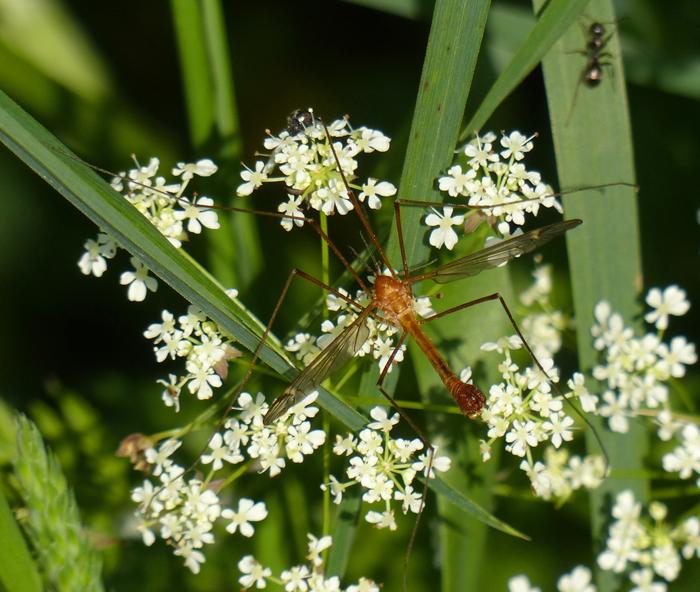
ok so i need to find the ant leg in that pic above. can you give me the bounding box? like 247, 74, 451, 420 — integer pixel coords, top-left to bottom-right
561, 49, 589, 56
374, 332, 435, 592
421, 292, 609, 469
566, 74, 585, 126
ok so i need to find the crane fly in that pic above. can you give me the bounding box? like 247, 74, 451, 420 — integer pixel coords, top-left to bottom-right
248, 116, 589, 588
54, 117, 593, 437
264, 216, 581, 424
261, 116, 583, 427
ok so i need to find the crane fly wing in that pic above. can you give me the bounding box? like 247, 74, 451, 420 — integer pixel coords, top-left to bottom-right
418, 219, 581, 284
264, 306, 374, 424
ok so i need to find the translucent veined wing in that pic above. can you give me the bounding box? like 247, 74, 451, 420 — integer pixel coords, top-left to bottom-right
264, 304, 375, 424
412, 219, 581, 284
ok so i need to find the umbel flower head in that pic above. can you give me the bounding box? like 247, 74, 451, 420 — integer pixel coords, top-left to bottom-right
77, 156, 220, 301
238, 533, 380, 590
470, 263, 610, 503
325, 406, 451, 530
129, 392, 325, 574
145, 300, 242, 410
236, 109, 396, 228
591, 285, 695, 434
427, 130, 563, 250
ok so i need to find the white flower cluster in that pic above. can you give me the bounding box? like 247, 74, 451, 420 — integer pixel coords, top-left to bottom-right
475, 264, 604, 501
130, 393, 324, 574
508, 565, 595, 592
206, 391, 326, 478
236, 110, 396, 229
590, 285, 696, 434
131, 437, 268, 575
286, 282, 434, 376
238, 533, 379, 591
145, 302, 240, 409
597, 490, 700, 589
427, 131, 562, 250
324, 407, 451, 531
478, 338, 605, 501
662, 421, 700, 487
78, 157, 219, 301
506, 493, 700, 591
520, 446, 606, 502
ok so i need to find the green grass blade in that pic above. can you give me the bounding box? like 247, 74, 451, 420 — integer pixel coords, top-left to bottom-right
462, 0, 589, 138
171, 0, 261, 290
381, 1, 530, 589
171, 0, 215, 150
536, 0, 647, 590
341, 0, 430, 20
326, 487, 361, 577
0, 487, 42, 592
427, 474, 528, 540
0, 90, 518, 538
385, 0, 491, 268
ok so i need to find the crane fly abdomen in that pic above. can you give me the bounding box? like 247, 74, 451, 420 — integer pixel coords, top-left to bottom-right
375, 276, 486, 420
446, 376, 485, 418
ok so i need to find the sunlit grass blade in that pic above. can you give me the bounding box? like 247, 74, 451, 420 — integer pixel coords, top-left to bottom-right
0, 89, 521, 538
462, 0, 589, 138
326, 487, 361, 577
171, 0, 262, 290
536, 0, 646, 589
385, 0, 490, 267
381, 0, 525, 588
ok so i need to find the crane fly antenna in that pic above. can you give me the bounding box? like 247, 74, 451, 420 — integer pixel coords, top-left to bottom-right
321, 122, 395, 274
357, 231, 382, 274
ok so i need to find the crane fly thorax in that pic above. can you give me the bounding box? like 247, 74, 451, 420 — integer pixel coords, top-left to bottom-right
374, 275, 415, 325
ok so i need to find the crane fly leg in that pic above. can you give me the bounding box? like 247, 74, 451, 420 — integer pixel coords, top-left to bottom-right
420, 292, 556, 387
375, 331, 434, 592
421, 291, 610, 469
209, 268, 366, 440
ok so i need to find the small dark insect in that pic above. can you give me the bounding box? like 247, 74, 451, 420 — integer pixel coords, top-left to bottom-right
566, 21, 615, 124
582, 22, 612, 87
286, 108, 317, 135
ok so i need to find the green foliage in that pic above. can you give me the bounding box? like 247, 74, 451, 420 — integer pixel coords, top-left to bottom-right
0, 486, 42, 592
13, 414, 103, 591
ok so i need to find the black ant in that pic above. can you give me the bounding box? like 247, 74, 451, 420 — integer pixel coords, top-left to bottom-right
581, 22, 613, 86
566, 21, 615, 123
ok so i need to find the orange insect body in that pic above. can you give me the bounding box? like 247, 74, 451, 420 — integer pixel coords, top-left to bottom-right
373, 275, 485, 418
